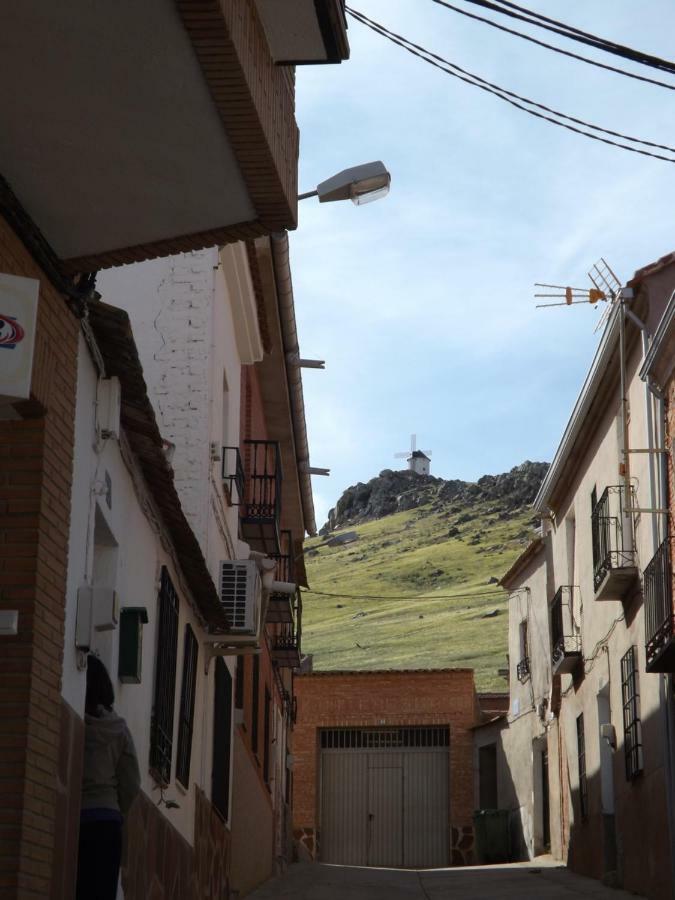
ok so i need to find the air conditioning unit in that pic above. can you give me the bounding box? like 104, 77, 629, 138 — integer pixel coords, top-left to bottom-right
219, 560, 262, 635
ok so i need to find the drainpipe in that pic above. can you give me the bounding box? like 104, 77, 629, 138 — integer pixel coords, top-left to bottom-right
644, 375, 675, 899
619, 296, 634, 549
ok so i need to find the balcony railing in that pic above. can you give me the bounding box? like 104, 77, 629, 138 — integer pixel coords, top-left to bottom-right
644, 538, 675, 672
550, 586, 582, 676
267, 531, 295, 624
222, 446, 245, 506
591, 485, 638, 599
240, 440, 282, 555
271, 592, 302, 669
516, 657, 530, 682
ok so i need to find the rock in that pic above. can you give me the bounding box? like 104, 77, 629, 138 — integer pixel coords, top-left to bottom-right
320, 461, 549, 534
481, 609, 501, 618
429, 568, 444, 578
325, 530, 359, 547
486, 576, 499, 584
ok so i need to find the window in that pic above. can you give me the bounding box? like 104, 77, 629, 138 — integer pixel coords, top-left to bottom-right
621, 646, 643, 780
150, 567, 179, 785
519, 619, 528, 660
251, 654, 260, 756
212, 658, 233, 819
235, 655, 245, 710
263, 688, 271, 785
478, 743, 498, 809
576, 714, 588, 820
176, 625, 199, 788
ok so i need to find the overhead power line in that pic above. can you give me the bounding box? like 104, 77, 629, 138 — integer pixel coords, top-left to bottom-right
302, 587, 506, 601
455, 0, 675, 76
429, 0, 675, 91
346, 8, 675, 164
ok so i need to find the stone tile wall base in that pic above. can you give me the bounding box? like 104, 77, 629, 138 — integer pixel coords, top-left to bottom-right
451, 824, 475, 866
121, 787, 231, 899
293, 827, 317, 862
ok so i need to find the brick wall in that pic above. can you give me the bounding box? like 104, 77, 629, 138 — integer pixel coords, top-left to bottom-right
0, 213, 79, 897
293, 670, 479, 865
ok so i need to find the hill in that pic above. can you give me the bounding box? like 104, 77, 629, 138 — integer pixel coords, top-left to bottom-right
301, 462, 548, 691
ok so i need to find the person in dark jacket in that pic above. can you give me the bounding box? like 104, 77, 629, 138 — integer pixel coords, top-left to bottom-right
76, 654, 141, 900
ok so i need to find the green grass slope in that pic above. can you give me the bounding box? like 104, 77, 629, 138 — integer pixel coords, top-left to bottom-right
302, 500, 535, 691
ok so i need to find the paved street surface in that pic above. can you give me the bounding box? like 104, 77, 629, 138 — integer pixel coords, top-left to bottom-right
247, 858, 646, 900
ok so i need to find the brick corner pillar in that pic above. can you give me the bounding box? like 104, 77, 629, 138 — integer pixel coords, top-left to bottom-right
0, 213, 80, 899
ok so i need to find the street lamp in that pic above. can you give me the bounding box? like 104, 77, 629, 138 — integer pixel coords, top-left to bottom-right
298, 161, 391, 205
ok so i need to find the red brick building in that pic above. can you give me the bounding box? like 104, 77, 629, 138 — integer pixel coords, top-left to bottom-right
293, 669, 482, 868
0, 5, 348, 896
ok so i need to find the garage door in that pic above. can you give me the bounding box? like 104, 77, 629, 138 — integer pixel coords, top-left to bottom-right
320, 727, 449, 868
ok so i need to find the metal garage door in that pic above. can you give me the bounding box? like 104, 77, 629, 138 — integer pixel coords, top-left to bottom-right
320, 727, 449, 868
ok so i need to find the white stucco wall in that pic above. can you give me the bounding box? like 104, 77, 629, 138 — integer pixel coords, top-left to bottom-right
63, 334, 234, 846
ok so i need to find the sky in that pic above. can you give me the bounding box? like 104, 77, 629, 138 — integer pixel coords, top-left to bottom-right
289, 0, 675, 528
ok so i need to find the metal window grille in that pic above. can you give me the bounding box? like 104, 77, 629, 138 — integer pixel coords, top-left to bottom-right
176, 625, 198, 788
320, 726, 450, 750
243, 440, 281, 521
263, 688, 271, 784
644, 538, 674, 669
212, 658, 232, 820
222, 446, 245, 505
591, 485, 634, 591
576, 713, 588, 820
251, 654, 260, 755
150, 567, 179, 785
235, 654, 245, 710
550, 586, 582, 664
621, 646, 643, 780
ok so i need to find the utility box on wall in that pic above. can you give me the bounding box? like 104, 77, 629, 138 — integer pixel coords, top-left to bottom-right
0, 272, 39, 405
118, 607, 149, 684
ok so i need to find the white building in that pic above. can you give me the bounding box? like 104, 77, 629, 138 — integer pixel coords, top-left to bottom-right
493, 254, 675, 899
97, 233, 316, 895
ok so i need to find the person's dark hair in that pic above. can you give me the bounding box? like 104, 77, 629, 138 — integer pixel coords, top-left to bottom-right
86, 654, 114, 714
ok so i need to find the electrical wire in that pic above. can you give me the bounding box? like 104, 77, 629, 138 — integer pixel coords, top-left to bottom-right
456, 0, 675, 75
428, 0, 675, 91
347, 8, 675, 164
302, 586, 506, 601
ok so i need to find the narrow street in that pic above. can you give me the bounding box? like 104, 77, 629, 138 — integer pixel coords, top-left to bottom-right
248, 860, 646, 900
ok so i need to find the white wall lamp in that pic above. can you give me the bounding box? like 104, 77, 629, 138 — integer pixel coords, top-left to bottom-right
298, 161, 391, 205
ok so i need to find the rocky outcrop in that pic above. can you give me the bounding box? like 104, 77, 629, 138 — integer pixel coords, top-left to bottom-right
321, 461, 549, 534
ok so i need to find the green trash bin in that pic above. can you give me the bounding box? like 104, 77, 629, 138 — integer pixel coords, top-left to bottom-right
473, 809, 510, 864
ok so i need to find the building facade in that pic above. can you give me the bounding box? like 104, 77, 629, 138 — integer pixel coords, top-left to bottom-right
0, 5, 347, 897
293, 669, 481, 869
496, 254, 675, 900
97, 233, 316, 897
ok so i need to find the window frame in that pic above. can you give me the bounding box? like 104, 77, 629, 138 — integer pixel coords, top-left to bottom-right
149, 567, 180, 786
176, 624, 199, 789
251, 654, 260, 757
621, 645, 644, 780
212, 658, 233, 820
576, 713, 588, 821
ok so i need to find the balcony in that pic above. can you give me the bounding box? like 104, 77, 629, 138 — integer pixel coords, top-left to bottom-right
516, 658, 530, 682
222, 446, 245, 506
256, 0, 349, 64
240, 440, 281, 556
271, 593, 302, 669
644, 538, 675, 672
550, 586, 582, 676
267, 531, 295, 625
591, 485, 638, 600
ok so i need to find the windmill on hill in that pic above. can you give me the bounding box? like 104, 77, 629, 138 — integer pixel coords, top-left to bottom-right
395, 434, 432, 476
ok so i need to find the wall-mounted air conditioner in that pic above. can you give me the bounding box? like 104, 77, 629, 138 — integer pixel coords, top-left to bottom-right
219, 560, 262, 635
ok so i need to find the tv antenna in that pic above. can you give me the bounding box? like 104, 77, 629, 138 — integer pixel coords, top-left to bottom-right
535, 258, 622, 333
394, 434, 432, 461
